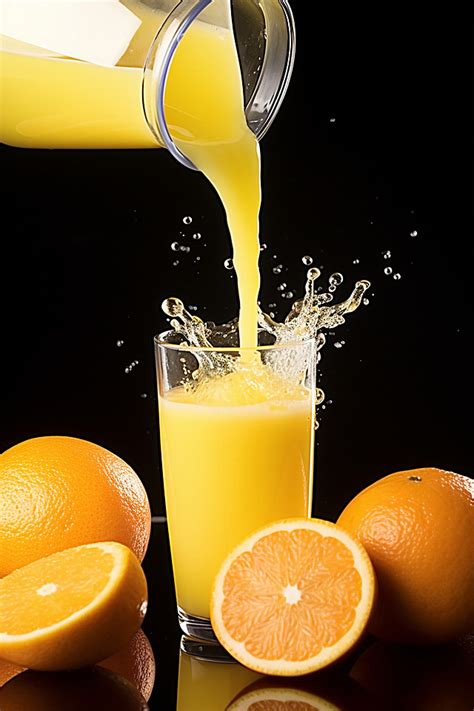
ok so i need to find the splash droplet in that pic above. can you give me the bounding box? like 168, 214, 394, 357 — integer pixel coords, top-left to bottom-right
307, 267, 321, 281
353, 258, 360, 265
383, 250, 391, 259
183, 216, 192, 225
273, 264, 283, 274
140, 393, 148, 399
277, 283, 287, 292
171, 241, 180, 251
224, 258, 234, 270
162, 297, 184, 318
260, 243, 267, 251
410, 230, 418, 237
384, 267, 393, 275
172, 260, 179, 266
116, 340, 124, 347
302, 255, 313, 266
193, 232, 201, 240
393, 273, 401, 280
363, 298, 370, 306
329, 272, 343, 287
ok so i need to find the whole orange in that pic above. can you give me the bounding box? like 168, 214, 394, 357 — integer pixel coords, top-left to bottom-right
337, 467, 474, 643
0, 436, 151, 577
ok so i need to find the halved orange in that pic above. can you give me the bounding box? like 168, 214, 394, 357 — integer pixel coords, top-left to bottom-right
0, 542, 148, 671
211, 518, 375, 676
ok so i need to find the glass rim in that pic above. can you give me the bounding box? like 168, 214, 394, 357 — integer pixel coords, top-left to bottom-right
154, 330, 316, 353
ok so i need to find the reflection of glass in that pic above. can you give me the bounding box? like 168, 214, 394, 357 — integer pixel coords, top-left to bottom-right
155, 336, 316, 640
177, 645, 261, 711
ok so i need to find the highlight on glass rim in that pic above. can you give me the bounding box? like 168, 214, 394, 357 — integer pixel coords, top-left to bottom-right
1, 0, 472, 706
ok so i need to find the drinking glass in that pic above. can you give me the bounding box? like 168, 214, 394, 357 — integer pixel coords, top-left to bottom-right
155, 333, 316, 641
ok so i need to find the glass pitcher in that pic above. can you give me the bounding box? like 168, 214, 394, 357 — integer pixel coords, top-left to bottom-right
0, 0, 295, 170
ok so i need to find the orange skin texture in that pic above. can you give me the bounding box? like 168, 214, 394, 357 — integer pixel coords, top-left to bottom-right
0, 436, 151, 577
0, 659, 25, 688
337, 468, 474, 644
99, 629, 155, 702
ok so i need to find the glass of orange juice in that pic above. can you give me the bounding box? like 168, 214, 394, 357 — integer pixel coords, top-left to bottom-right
155, 333, 316, 641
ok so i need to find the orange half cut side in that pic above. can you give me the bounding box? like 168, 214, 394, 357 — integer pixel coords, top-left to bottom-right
211, 518, 375, 676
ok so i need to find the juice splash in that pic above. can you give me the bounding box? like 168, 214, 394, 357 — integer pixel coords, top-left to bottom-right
162, 268, 371, 411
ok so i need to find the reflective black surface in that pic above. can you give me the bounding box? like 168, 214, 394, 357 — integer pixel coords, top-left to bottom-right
2, 521, 473, 709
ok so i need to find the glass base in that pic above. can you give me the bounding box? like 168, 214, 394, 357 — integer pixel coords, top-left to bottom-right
178, 608, 234, 662
178, 606, 217, 642
180, 634, 235, 663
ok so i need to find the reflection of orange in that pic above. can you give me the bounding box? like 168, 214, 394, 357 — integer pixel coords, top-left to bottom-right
227, 684, 339, 710
227, 674, 379, 711
338, 468, 474, 643
0, 659, 25, 688
0, 542, 148, 671
0, 667, 147, 711
211, 519, 375, 676
0, 436, 151, 577
99, 629, 155, 702
350, 638, 474, 711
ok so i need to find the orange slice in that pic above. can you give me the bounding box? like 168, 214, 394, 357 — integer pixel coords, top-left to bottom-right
211, 518, 375, 676
0, 542, 148, 671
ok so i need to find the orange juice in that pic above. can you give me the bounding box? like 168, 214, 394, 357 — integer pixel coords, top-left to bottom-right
159, 367, 315, 619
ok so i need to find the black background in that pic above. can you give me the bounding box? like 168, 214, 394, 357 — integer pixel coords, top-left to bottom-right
2, 13, 471, 518
0, 8, 472, 708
